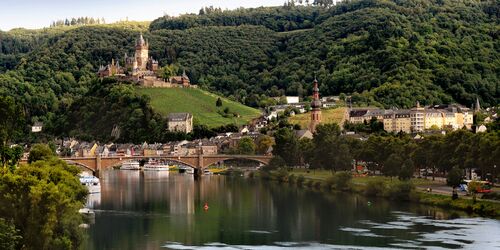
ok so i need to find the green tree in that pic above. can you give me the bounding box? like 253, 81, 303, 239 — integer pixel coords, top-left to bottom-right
28, 144, 55, 163
157, 64, 179, 79
273, 128, 301, 167
399, 159, 414, 180
237, 137, 256, 155
0, 145, 23, 171
216, 97, 223, 107
0, 219, 21, 250
383, 153, 403, 178
447, 166, 463, 197
0, 158, 87, 249
0, 96, 24, 145
255, 135, 274, 155
467, 180, 481, 203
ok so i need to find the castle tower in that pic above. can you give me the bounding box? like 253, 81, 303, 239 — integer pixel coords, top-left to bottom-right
309, 78, 322, 133
135, 33, 149, 71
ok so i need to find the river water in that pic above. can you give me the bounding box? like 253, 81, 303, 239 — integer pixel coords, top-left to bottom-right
82, 170, 499, 249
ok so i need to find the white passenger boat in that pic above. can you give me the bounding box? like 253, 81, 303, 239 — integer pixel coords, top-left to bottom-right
178, 166, 194, 174
79, 173, 101, 194
120, 161, 141, 170
143, 160, 169, 171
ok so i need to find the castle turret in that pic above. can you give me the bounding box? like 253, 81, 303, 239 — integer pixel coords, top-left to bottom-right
309, 78, 322, 133
135, 33, 149, 70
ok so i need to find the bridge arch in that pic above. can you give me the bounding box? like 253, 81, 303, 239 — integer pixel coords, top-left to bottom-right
105, 157, 197, 169
65, 160, 95, 174
202, 156, 270, 168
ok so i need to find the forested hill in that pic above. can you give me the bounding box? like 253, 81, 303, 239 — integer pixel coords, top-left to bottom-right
149, 0, 499, 108
0, 0, 498, 142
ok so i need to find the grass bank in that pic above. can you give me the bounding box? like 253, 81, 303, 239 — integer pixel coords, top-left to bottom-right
254, 169, 500, 218
137, 87, 261, 127
288, 107, 346, 128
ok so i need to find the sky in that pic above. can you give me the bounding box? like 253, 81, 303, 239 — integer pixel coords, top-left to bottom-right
0, 0, 286, 31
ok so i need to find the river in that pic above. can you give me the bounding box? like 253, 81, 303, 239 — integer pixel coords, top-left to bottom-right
82, 170, 500, 249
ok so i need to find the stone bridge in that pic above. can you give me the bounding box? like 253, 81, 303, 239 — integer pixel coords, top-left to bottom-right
48, 154, 272, 175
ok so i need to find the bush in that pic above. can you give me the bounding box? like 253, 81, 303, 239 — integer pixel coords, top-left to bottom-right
0, 219, 21, 250
27, 144, 55, 163
305, 179, 314, 187
481, 192, 500, 201
385, 180, 416, 201
313, 181, 323, 189
364, 178, 386, 197
288, 174, 296, 184
248, 171, 255, 179
259, 170, 272, 180
275, 169, 289, 182
296, 175, 305, 186
327, 171, 352, 191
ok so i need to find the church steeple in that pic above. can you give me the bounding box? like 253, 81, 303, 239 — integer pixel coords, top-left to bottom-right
309, 77, 322, 133
474, 97, 481, 112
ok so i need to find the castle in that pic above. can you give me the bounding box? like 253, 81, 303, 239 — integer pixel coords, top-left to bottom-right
98, 33, 193, 88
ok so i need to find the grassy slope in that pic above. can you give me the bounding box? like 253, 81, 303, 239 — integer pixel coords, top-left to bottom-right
288, 107, 347, 129
136, 87, 261, 128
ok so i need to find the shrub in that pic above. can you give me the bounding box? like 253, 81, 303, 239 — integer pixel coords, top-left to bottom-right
364, 178, 386, 197
305, 179, 314, 187
481, 192, 500, 201
385, 180, 416, 201
328, 171, 353, 191
248, 171, 255, 179
288, 174, 296, 184
275, 169, 289, 182
259, 170, 271, 180
313, 181, 322, 189
296, 175, 305, 186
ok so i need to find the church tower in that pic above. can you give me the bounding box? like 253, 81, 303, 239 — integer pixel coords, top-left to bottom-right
309, 78, 322, 133
135, 33, 149, 70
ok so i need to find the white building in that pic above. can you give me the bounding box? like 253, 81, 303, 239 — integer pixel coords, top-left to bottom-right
286, 96, 299, 104
31, 122, 43, 133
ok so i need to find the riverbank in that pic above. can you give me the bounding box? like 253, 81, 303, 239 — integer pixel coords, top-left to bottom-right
253, 169, 500, 218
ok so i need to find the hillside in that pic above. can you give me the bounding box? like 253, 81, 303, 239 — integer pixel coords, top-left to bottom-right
136, 87, 261, 128
0, 0, 498, 141
289, 107, 347, 129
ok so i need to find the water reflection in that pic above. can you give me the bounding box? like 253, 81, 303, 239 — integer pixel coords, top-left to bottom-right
83, 171, 500, 250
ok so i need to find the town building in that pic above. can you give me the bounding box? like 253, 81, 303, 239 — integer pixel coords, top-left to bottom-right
383, 109, 412, 133
31, 122, 43, 133
295, 129, 313, 140
309, 78, 322, 133
348, 108, 385, 124
382, 103, 473, 133
286, 96, 299, 104
410, 101, 425, 132
167, 113, 193, 133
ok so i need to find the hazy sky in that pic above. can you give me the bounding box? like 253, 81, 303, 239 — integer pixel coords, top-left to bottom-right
0, 0, 286, 31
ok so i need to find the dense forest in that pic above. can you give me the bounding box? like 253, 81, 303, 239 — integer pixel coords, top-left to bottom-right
0, 0, 498, 141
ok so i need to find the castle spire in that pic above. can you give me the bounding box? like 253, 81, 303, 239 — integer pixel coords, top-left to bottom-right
309, 77, 322, 133
137, 32, 145, 46
475, 97, 481, 112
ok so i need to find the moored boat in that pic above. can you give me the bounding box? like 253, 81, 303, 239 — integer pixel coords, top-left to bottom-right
143, 160, 169, 171
79, 173, 101, 194
120, 161, 141, 170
